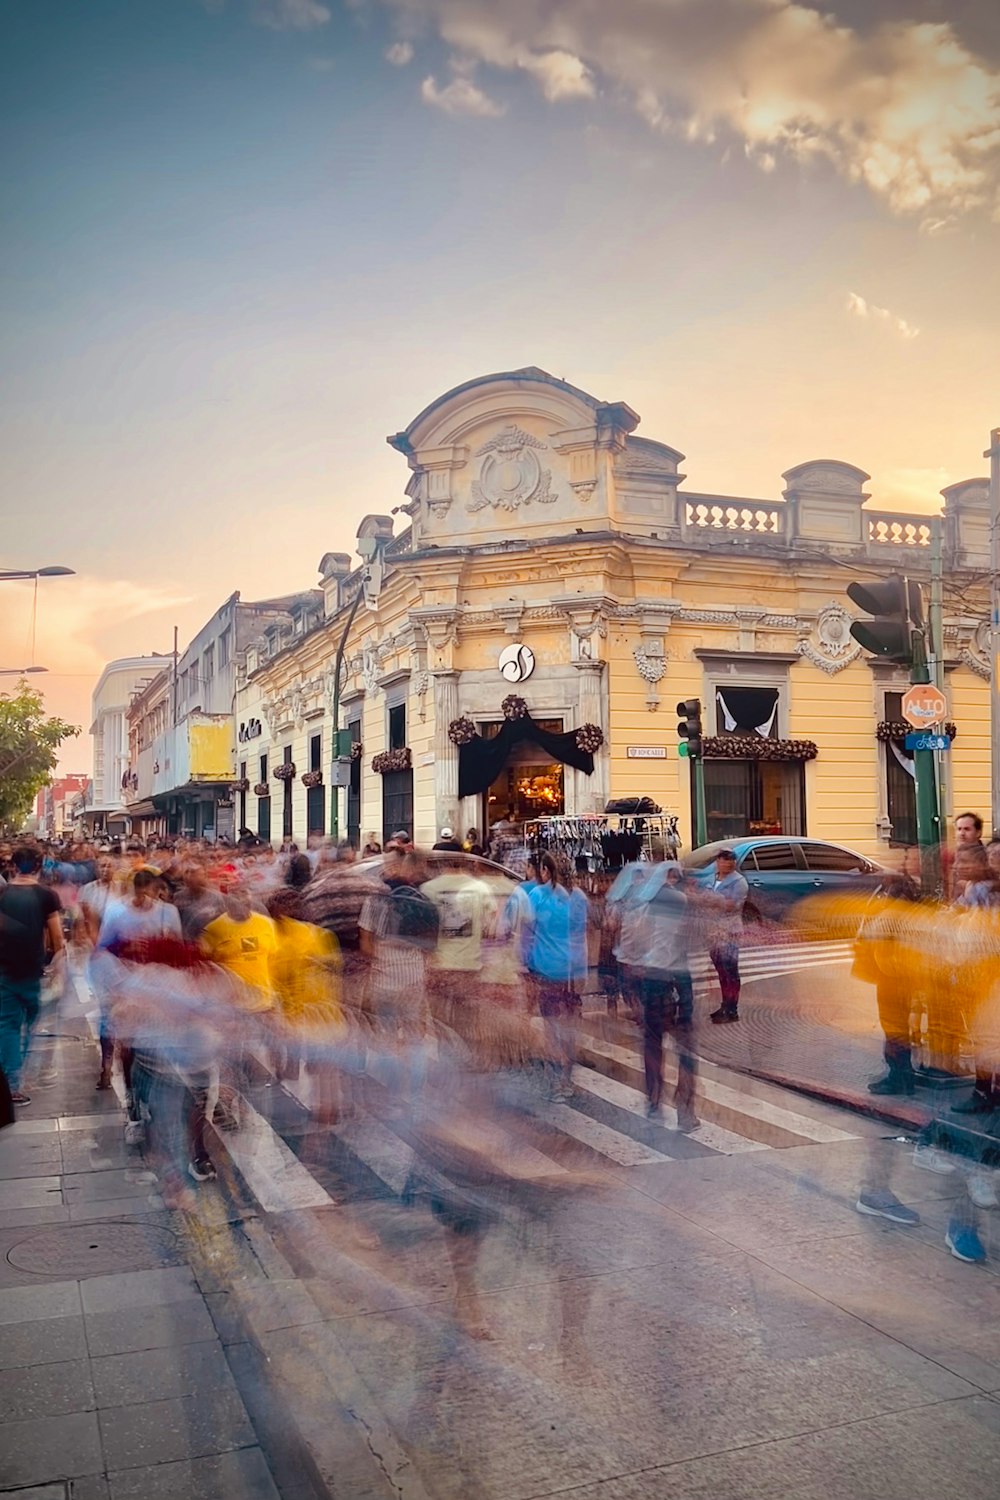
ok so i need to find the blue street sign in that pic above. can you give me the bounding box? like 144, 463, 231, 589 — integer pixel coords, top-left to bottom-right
904, 733, 949, 752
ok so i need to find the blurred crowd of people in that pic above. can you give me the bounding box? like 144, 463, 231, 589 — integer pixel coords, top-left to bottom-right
2, 812, 999, 1290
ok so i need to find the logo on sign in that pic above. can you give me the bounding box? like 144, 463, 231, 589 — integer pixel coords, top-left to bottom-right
498, 643, 535, 683
901, 684, 947, 729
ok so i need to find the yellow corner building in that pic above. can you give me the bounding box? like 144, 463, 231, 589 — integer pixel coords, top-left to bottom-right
235, 366, 992, 858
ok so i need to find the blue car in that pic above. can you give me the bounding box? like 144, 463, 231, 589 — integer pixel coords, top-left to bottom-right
680, 836, 888, 922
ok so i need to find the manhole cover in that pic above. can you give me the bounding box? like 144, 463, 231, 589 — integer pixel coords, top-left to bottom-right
6, 1222, 181, 1278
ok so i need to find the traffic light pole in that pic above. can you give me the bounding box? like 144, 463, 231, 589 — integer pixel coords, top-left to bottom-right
910, 628, 941, 893
693, 755, 708, 850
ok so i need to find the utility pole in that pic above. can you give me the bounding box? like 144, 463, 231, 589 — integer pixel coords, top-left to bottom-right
928, 518, 947, 857
988, 427, 1000, 838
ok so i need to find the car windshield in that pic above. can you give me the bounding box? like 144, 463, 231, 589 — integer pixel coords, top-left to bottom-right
681, 841, 737, 870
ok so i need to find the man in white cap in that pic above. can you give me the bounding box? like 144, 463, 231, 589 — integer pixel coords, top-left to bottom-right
432, 827, 464, 853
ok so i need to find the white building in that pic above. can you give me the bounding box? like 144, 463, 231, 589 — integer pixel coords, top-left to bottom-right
88, 655, 168, 837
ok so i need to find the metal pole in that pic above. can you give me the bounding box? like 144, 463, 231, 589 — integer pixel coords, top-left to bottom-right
693, 755, 708, 849
909, 623, 940, 892
987, 427, 1000, 839
929, 518, 947, 865
329, 584, 365, 842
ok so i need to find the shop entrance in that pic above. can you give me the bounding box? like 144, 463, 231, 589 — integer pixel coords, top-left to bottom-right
481, 718, 565, 838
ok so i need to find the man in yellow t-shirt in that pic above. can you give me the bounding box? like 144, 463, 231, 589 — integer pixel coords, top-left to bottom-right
201, 895, 277, 1013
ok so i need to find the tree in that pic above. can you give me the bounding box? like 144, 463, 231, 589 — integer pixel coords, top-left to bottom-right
0, 680, 79, 832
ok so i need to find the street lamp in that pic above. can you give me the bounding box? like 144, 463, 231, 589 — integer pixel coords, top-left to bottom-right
0, 667, 47, 677
0, 566, 75, 581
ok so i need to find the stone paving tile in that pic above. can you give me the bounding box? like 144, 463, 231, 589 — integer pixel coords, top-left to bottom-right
56, 1114, 122, 1133
0, 1139, 63, 1178
98, 1387, 256, 1470
0, 1280, 81, 1326
68, 1195, 166, 1222
5, 1119, 60, 1137
61, 1170, 155, 1205
79, 1266, 201, 1316
84, 1299, 219, 1359
0, 1176, 63, 1211
107, 1446, 280, 1500
204, 1280, 323, 1346
91, 1342, 238, 1409
0, 1316, 89, 1372
543, 1394, 1000, 1500
0, 1410, 103, 1489
0, 1484, 69, 1500
0, 1358, 95, 1422
0, 1204, 71, 1233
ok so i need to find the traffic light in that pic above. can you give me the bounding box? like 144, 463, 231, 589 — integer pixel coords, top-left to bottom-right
847, 575, 923, 664
676, 698, 703, 759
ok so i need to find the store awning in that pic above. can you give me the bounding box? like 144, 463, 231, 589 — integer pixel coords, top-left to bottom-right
125, 800, 159, 819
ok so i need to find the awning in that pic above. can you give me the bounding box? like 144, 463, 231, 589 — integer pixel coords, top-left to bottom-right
125, 800, 159, 819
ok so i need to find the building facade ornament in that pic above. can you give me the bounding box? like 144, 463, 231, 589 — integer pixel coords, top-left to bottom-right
469, 425, 556, 513
362, 647, 380, 695
796, 602, 862, 675
634, 644, 667, 685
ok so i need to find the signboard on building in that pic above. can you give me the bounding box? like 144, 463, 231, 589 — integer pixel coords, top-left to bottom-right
215, 802, 235, 842
901, 684, 947, 729
627, 746, 667, 759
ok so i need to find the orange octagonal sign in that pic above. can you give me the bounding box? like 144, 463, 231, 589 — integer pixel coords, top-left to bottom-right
901, 683, 947, 729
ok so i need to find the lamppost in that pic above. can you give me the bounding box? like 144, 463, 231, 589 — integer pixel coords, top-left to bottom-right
0, 567, 75, 581
0, 667, 47, 677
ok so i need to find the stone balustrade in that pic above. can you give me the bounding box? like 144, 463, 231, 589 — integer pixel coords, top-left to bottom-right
865, 512, 933, 549
683, 501, 785, 536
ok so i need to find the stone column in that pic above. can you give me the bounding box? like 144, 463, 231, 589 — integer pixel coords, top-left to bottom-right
574, 661, 608, 814
432, 670, 460, 832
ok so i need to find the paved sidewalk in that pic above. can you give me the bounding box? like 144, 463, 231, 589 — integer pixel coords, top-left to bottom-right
0, 982, 315, 1500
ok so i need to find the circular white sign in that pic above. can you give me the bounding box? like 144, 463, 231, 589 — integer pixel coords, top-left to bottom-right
498, 643, 535, 683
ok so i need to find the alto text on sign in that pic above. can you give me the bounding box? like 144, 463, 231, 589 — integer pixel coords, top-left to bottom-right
901, 683, 947, 729
627, 746, 667, 759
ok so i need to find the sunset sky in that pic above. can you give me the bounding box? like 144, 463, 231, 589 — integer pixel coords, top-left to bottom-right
1, 0, 998, 769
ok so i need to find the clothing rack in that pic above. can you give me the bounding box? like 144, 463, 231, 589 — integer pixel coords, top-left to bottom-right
522, 813, 680, 872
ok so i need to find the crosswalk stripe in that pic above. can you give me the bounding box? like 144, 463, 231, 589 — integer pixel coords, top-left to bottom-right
572, 1067, 767, 1156
577, 1033, 858, 1145
524, 1097, 674, 1166
220, 1098, 335, 1212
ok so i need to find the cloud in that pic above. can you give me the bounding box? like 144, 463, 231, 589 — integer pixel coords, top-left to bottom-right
846, 291, 920, 340
386, 40, 415, 66
420, 73, 506, 116
879, 465, 955, 510
376, 1, 1000, 219
209, 0, 331, 29
307, 54, 336, 71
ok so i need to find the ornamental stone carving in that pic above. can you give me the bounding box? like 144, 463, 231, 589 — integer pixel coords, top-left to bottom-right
796, 602, 862, 675
469, 425, 556, 513
362, 647, 380, 695
634, 644, 667, 685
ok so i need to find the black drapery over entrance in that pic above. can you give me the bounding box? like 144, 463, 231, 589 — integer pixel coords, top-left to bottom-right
458, 716, 595, 799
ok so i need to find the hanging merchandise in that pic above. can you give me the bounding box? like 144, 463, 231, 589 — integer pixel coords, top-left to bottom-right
458, 712, 596, 799
522, 813, 680, 872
